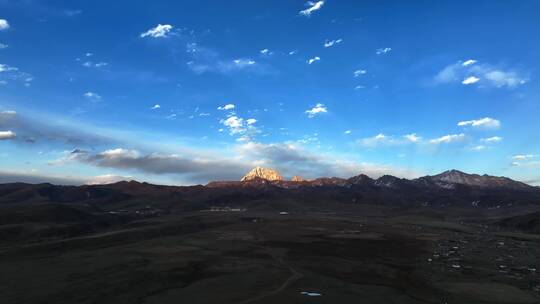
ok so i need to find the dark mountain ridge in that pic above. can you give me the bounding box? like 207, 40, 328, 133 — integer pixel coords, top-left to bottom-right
0, 170, 538, 212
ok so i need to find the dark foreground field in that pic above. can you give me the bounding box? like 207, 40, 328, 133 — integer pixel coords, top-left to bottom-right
1, 206, 540, 304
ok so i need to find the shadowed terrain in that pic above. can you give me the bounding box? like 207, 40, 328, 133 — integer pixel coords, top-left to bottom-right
1, 172, 540, 303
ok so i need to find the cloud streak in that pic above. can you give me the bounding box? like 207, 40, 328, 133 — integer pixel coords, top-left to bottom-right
458, 117, 501, 130
299, 1, 324, 16
435, 60, 528, 88
57, 148, 251, 183
305, 103, 327, 118
140, 24, 173, 38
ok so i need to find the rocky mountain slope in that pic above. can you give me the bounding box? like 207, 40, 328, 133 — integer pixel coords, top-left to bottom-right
240, 166, 283, 182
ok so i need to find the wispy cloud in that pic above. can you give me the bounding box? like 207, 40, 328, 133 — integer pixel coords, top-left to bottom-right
305, 103, 327, 118
232, 58, 256, 68
0, 43, 7, 49
435, 60, 528, 88
83, 91, 102, 102
358, 133, 421, 147
56, 148, 250, 183
82, 61, 108, 68
186, 42, 268, 75
481, 136, 503, 143
237, 141, 422, 179
151, 104, 161, 110
324, 39, 343, 48
0, 64, 17, 72
0, 110, 111, 146
353, 69, 367, 77
458, 117, 501, 130
307, 56, 320, 64
260, 48, 273, 56
429, 133, 466, 144
299, 1, 325, 17
376, 47, 392, 55
512, 154, 537, 161
511, 154, 540, 169
0, 64, 33, 86
85, 174, 131, 185
471, 145, 488, 152
217, 104, 235, 111
64, 9, 82, 17
140, 24, 173, 38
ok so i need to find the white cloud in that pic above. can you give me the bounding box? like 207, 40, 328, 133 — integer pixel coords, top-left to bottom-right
289, 50, 298, 55
458, 117, 501, 130
0, 64, 18, 72
435, 60, 528, 88
86, 174, 132, 185
404, 133, 421, 143
305, 103, 327, 118
140, 24, 173, 38
0, 130, 15, 140
232, 58, 256, 67
82, 61, 108, 68
359, 133, 390, 147
259, 49, 273, 56
151, 104, 161, 110
354, 85, 365, 90
462, 76, 480, 85
481, 136, 503, 143
344, 130, 352, 134
219, 114, 258, 140
307, 56, 320, 64
237, 141, 422, 180
324, 39, 343, 48
483, 70, 527, 88
218, 104, 235, 111
471, 145, 487, 151
353, 69, 367, 77
376, 47, 392, 55
299, 1, 325, 16
221, 116, 244, 134
100, 148, 140, 159
512, 154, 537, 161
462, 59, 477, 66
0, 43, 8, 49
0, 19, 9, 31
0, 110, 16, 115
83, 91, 101, 102
429, 133, 466, 144
359, 133, 422, 147
511, 154, 540, 169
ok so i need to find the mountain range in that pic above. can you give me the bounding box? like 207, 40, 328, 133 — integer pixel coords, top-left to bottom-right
1, 168, 537, 211
209, 167, 533, 191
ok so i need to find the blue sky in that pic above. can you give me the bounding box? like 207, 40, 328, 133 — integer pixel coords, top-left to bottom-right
0, 0, 539, 185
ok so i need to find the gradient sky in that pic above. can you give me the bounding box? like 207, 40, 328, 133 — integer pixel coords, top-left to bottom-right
0, 0, 539, 186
